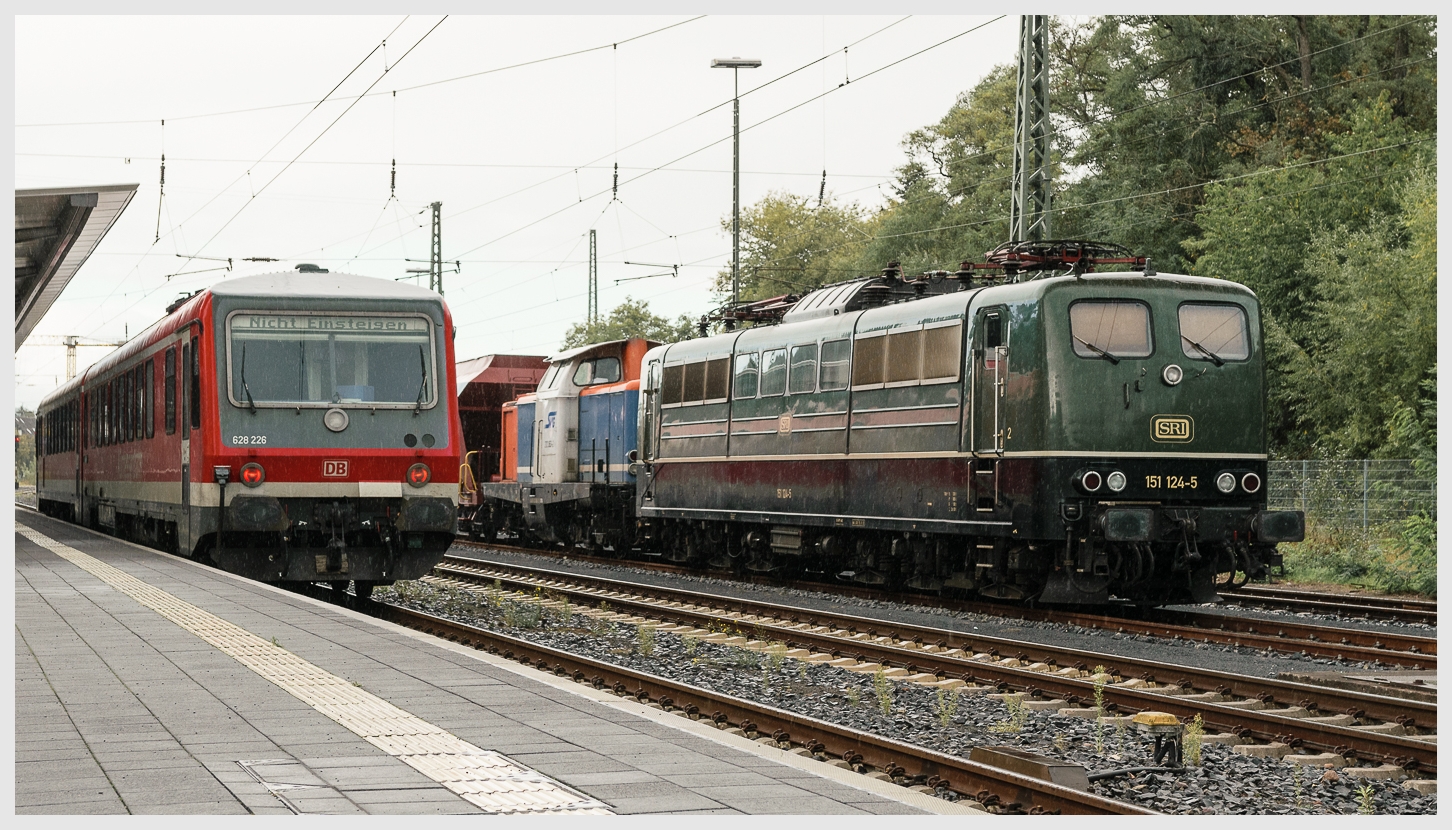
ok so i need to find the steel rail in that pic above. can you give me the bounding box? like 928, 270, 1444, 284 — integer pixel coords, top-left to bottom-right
1221, 586, 1437, 626
432, 557, 1437, 775
453, 539, 1435, 667
378, 602, 1156, 815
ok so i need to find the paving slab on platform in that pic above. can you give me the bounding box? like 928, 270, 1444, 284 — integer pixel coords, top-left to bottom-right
14, 510, 973, 816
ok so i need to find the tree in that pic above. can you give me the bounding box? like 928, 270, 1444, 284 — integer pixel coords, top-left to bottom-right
560, 297, 696, 350
715, 191, 875, 304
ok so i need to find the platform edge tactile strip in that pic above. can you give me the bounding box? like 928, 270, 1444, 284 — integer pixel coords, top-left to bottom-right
17, 525, 614, 816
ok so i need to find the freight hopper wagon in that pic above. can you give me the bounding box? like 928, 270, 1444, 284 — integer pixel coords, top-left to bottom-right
36, 271, 463, 598
470, 339, 658, 548
635, 247, 1305, 605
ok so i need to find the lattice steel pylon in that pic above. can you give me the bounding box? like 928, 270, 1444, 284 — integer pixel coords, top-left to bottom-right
588, 229, 598, 324
428, 201, 443, 295
1010, 15, 1052, 242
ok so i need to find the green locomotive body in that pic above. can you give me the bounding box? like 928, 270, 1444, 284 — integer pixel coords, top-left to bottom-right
635, 266, 1303, 605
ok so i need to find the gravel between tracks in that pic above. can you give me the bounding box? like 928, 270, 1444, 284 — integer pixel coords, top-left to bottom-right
375, 578, 1435, 816
452, 546, 1430, 677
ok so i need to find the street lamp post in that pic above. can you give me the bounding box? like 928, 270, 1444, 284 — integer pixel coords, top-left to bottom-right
712, 57, 761, 310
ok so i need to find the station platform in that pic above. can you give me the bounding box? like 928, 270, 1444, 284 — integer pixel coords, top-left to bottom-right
14, 509, 971, 816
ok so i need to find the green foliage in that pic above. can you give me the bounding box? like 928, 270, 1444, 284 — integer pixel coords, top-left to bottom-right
1356, 782, 1377, 815
989, 693, 1029, 734
561, 297, 696, 349
872, 669, 894, 716
636, 625, 656, 657
1184, 714, 1205, 766
935, 687, 961, 728
15, 406, 35, 485
718, 191, 877, 304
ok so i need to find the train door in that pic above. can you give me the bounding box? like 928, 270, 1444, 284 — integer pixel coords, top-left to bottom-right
179, 337, 192, 553
972, 307, 1009, 454
970, 308, 1008, 512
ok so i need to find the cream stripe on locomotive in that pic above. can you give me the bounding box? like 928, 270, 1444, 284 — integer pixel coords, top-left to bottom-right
16, 524, 612, 816
650, 450, 1271, 463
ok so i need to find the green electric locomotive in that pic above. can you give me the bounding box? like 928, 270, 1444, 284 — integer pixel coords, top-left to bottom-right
632, 243, 1304, 605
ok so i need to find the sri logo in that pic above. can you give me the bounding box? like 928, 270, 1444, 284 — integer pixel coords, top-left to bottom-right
545, 411, 557, 429
1151, 415, 1194, 443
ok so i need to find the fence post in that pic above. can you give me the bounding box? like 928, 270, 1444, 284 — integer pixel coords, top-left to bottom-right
1306, 458, 1318, 516
1362, 459, 1369, 532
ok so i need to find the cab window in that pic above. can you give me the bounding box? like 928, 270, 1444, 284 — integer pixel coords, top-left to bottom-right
572, 357, 621, 387
1178, 303, 1250, 361
1069, 300, 1153, 359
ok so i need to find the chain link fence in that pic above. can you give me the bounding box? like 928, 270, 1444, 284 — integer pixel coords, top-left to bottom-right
1267, 460, 1435, 533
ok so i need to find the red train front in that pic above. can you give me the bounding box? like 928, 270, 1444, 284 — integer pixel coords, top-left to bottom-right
35, 270, 463, 597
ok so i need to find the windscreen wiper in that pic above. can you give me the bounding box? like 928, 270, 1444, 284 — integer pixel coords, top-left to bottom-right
1181, 335, 1225, 366
241, 344, 257, 413
414, 345, 428, 415
1073, 335, 1120, 365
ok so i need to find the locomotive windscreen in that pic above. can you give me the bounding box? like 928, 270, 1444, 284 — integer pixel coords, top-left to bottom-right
226, 312, 438, 407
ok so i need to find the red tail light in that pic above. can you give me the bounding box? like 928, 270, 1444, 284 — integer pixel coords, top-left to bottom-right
407, 463, 431, 487
240, 462, 265, 487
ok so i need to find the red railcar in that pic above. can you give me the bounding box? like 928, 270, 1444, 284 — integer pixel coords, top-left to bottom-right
35, 270, 463, 597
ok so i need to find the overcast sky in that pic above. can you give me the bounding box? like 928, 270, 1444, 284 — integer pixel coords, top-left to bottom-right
14, 12, 1018, 409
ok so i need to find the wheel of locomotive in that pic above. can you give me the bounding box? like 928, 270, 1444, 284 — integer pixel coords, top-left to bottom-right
353, 580, 375, 602
329, 580, 350, 603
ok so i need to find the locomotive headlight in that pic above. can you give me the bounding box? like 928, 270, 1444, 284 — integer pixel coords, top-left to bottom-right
1217, 472, 1237, 494
1106, 471, 1127, 492
1240, 472, 1262, 494
407, 463, 432, 487
323, 407, 349, 432
240, 462, 265, 487
1162, 364, 1184, 386
1078, 470, 1103, 493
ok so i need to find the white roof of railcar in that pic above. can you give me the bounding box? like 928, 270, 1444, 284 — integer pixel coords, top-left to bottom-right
207, 271, 444, 301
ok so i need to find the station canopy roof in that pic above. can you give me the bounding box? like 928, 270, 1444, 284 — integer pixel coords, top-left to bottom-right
15, 183, 137, 351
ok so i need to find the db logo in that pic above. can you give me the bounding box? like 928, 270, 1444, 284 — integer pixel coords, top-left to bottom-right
1151, 415, 1194, 443
323, 460, 350, 477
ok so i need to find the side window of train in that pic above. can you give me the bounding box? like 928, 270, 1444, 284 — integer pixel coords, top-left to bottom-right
759, 348, 787, 397
788, 344, 818, 395
164, 347, 177, 435
180, 342, 189, 433
851, 332, 887, 389
733, 352, 760, 399
145, 359, 155, 439
1178, 303, 1250, 361
661, 363, 685, 406
189, 334, 201, 430
819, 339, 851, 391
922, 322, 963, 383
983, 312, 1003, 349
703, 357, 730, 402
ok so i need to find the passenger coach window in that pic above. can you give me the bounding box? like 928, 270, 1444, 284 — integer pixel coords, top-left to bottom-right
819, 339, 850, 391
190, 335, 201, 429
145, 360, 155, 439
164, 348, 177, 434
759, 349, 787, 397
682, 361, 705, 402
733, 352, 759, 399
1069, 300, 1152, 359
788, 344, 818, 394
1179, 303, 1250, 362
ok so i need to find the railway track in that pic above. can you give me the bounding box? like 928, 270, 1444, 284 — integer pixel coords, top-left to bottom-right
453, 538, 1436, 669
426, 553, 1437, 777
1221, 585, 1438, 626
375, 601, 1155, 815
